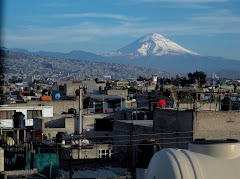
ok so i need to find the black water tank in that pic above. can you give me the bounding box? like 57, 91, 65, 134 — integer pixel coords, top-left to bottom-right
221, 97, 232, 111
56, 132, 65, 143
68, 108, 76, 114
13, 112, 25, 128
137, 140, 160, 168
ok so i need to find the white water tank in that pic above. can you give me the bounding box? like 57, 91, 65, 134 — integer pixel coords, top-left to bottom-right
152, 75, 158, 82
146, 140, 240, 179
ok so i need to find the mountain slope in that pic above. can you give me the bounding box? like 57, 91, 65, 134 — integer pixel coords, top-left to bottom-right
4, 33, 240, 76
106, 33, 199, 56
107, 54, 240, 74
4, 51, 178, 81
7, 48, 105, 62
103, 33, 240, 74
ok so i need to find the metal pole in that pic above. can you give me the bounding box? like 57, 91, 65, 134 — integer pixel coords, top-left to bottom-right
79, 87, 83, 158
196, 83, 198, 111
120, 96, 122, 110
129, 123, 136, 179
69, 148, 72, 179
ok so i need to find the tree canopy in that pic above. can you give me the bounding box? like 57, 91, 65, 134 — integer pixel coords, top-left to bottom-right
188, 71, 206, 86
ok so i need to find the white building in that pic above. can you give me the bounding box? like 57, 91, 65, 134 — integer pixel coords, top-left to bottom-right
0, 105, 53, 128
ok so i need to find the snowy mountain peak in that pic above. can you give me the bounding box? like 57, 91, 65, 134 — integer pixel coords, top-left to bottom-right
107, 33, 199, 57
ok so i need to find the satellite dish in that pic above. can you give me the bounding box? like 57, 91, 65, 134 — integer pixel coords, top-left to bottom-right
157, 99, 166, 108
7, 137, 15, 146
82, 139, 90, 146
55, 93, 61, 99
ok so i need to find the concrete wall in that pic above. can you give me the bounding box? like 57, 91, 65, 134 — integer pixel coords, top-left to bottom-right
83, 114, 115, 138
153, 109, 193, 149
42, 116, 75, 139
17, 100, 79, 115
113, 112, 126, 120
106, 89, 127, 111
139, 86, 156, 92
65, 83, 82, 96
0, 147, 3, 172
153, 109, 193, 132
179, 102, 220, 111
61, 144, 112, 159
113, 109, 193, 154
107, 89, 128, 101
3, 169, 38, 178
193, 111, 240, 140
136, 94, 149, 109
112, 120, 153, 155
96, 82, 106, 92
0, 106, 53, 128
72, 144, 112, 159
220, 85, 234, 90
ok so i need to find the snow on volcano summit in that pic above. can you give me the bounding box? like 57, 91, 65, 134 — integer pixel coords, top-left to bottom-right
107, 33, 199, 56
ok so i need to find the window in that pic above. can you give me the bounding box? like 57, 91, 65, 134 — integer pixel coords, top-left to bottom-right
59, 85, 64, 90
108, 102, 121, 108
95, 102, 103, 113
115, 102, 121, 108
99, 149, 113, 158
27, 110, 42, 119
0, 110, 15, 119
108, 103, 113, 108
95, 119, 113, 131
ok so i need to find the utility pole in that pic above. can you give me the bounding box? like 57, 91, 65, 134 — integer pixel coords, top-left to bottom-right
69, 148, 72, 179
120, 96, 122, 110
129, 123, 136, 179
218, 86, 221, 111
196, 82, 198, 112
78, 86, 83, 159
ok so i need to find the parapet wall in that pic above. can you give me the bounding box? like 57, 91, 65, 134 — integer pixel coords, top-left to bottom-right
193, 111, 240, 140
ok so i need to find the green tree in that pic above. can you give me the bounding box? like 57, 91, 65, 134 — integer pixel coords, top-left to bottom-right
128, 87, 140, 94
188, 71, 206, 86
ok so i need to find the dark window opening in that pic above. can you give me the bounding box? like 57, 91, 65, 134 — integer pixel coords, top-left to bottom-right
108, 101, 121, 108
59, 85, 64, 91
95, 119, 113, 131
0, 110, 16, 119
95, 102, 103, 113
27, 110, 42, 119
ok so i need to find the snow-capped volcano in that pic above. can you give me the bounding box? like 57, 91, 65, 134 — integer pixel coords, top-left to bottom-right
107, 33, 199, 56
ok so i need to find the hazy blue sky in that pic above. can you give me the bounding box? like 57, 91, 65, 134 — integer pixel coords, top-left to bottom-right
2, 0, 240, 60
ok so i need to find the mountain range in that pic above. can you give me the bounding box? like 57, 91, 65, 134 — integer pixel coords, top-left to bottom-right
3, 50, 178, 81
4, 33, 240, 77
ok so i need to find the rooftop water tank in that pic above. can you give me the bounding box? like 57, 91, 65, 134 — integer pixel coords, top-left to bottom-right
13, 112, 25, 128
137, 139, 160, 168
40, 95, 51, 101
152, 75, 158, 82
146, 140, 240, 179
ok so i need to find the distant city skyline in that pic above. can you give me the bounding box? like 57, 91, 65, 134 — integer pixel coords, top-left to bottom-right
2, 0, 240, 60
